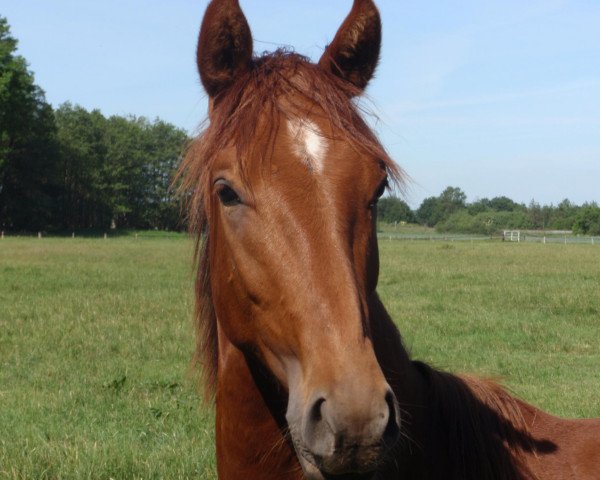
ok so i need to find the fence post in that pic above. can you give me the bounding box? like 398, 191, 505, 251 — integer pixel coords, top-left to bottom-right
543, 236, 546, 244
592, 237, 595, 245
104, 233, 107, 240
1, 231, 3, 240
72, 232, 75, 239
564, 236, 567, 245
38, 232, 42, 239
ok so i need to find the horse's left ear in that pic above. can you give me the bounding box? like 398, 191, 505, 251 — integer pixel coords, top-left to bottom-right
318, 0, 382, 93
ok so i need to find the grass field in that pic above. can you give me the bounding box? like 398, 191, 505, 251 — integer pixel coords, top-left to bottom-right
1, 237, 599, 479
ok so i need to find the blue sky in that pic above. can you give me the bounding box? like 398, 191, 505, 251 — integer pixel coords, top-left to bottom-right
3, 0, 599, 208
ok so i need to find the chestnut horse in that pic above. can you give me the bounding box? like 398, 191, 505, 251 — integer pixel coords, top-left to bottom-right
180, 1, 600, 478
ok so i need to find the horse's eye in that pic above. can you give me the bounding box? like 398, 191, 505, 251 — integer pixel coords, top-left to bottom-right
369, 178, 388, 208
216, 183, 242, 206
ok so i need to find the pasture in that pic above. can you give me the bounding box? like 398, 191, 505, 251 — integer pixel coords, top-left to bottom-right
1, 237, 599, 479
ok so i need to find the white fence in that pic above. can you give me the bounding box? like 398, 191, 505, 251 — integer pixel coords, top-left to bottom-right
377, 231, 599, 245
503, 230, 521, 242
502, 230, 598, 245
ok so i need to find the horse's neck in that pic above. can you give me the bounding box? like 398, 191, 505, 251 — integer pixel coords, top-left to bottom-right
368, 294, 428, 406
368, 297, 543, 479
368, 295, 432, 475
405, 362, 544, 480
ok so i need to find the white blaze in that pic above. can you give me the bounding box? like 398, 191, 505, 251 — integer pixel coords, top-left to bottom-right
287, 118, 327, 173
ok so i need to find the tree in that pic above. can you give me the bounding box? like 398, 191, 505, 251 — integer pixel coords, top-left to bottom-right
438, 186, 466, 218
468, 198, 491, 215
488, 196, 523, 212
54, 103, 111, 229
0, 17, 59, 230
137, 119, 187, 229
54, 104, 187, 230
573, 204, 600, 236
527, 200, 544, 229
416, 196, 440, 227
102, 115, 187, 229
377, 196, 415, 224
550, 199, 578, 230
416, 186, 467, 227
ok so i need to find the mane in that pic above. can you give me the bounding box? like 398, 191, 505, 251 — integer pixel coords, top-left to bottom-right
412, 361, 555, 480
177, 51, 403, 400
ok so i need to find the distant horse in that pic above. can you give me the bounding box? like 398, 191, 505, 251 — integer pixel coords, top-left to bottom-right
179, 0, 600, 478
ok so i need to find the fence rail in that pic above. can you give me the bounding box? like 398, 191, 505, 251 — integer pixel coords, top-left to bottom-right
377, 232, 499, 242
1, 230, 598, 245
520, 234, 598, 245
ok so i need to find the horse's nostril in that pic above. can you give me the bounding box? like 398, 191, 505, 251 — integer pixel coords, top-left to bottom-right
303, 395, 336, 461
309, 396, 326, 424
383, 389, 400, 443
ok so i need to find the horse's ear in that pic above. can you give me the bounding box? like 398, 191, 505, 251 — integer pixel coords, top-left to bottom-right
197, 0, 253, 99
318, 0, 382, 93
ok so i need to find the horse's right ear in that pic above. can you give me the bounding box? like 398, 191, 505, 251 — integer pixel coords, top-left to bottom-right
197, 0, 253, 99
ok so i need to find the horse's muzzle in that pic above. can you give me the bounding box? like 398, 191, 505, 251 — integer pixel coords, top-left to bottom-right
291, 385, 400, 477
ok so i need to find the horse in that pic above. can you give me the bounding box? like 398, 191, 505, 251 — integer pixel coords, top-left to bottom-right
179, 1, 600, 478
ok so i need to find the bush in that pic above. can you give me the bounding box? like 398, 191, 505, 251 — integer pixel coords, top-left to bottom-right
437, 210, 532, 235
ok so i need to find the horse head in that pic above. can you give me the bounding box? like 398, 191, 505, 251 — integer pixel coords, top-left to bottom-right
187, 1, 401, 476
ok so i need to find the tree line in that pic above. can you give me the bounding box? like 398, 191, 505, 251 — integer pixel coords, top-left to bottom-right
379, 187, 600, 236
2, 17, 598, 235
0, 17, 187, 232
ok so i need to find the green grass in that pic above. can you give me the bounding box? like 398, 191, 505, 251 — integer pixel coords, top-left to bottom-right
1, 237, 599, 478
0, 238, 214, 479
377, 240, 600, 417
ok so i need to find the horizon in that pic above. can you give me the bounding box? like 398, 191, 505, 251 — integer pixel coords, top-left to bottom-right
3, 0, 599, 209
